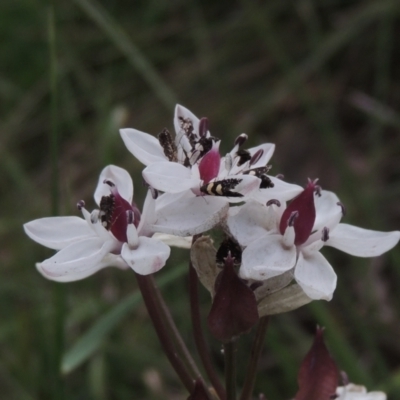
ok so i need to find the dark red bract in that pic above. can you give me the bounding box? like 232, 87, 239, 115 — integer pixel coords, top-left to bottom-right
279, 180, 317, 245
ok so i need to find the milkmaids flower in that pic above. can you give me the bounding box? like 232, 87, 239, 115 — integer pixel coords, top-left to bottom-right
24, 165, 171, 281
121, 104, 302, 203
336, 384, 386, 400
227, 180, 400, 300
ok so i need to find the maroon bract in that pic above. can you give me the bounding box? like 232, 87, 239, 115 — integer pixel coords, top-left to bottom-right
207, 255, 259, 342
294, 327, 339, 400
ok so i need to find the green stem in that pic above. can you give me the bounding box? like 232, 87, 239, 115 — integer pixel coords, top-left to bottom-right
135, 274, 196, 393
189, 261, 226, 400
224, 341, 237, 400
239, 317, 269, 400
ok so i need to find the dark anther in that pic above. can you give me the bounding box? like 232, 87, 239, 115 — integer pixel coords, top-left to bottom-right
315, 185, 322, 197
249, 281, 263, 291
337, 201, 346, 216
275, 173, 284, 180
234, 133, 248, 147
199, 117, 209, 137
249, 149, 264, 166
329, 394, 339, 399
150, 186, 158, 199
77, 200, 85, 210
322, 227, 329, 242
103, 179, 115, 188
266, 199, 281, 207
288, 211, 299, 227
340, 371, 349, 386
126, 210, 134, 225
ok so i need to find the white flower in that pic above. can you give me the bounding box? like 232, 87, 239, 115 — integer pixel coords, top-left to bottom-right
227, 180, 400, 300
336, 384, 386, 400
121, 104, 302, 203
24, 165, 225, 281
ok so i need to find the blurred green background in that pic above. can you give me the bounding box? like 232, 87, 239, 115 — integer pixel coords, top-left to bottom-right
2, 0, 400, 399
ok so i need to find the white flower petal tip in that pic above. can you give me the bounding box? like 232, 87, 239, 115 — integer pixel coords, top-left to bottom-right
240, 235, 297, 281
35, 238, 117, 282
94, 165, 134, 204
336, 384, 387, 400
121, 237, 170, 275
119, 128, 166, 166
327, 224, 400, 257
294, 251, 336, 301
174, 104, 201, 135
152, 233, 192, 249
24, 217, 96, 250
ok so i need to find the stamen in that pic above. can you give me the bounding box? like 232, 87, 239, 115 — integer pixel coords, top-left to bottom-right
126, 209, 134, 225
275, 173, 284, 180
103, 179, 115, 188
266, 199, 281, 207
321, 227, 329, 242
225, 153, 233, 173
337, 201, 346, 216
90, 210, 99, 224
77, 200, 85, 210
315, 185, 322, 197
249, 149, 264, 166
234, 133, 248, 147
199, 117, 209, 137
288, 211, 299, 227
126, 210, 139, 249
150, 186, 158, 199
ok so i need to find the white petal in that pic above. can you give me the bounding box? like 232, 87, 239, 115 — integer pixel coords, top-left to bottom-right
336, 384, 387, 400
240, 234, 296, 280
37, 238, 117, 281
137, 190, 157, 237
313, 190, 342, 230
326, 223, 400, 257
152, 196, 229, 236
121, 237, 170, 275
37, 254, 128, 282
120, 128, 166, 166
152, 233, 192, 249
173, 104, 201, 137
24, 217, 95, 250
143, 162, 196, 193
226, 201, 270, 246
294, 251, 337, 300
94, 165, 134, 205
251, 177, 303, 203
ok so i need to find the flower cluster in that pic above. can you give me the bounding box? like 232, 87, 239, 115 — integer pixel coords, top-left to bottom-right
25, 105, 400, 305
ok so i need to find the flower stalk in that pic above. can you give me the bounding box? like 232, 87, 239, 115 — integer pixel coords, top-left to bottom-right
189, 257, 226, 400
239, 316, 269, 400
135, 273, 196, 392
